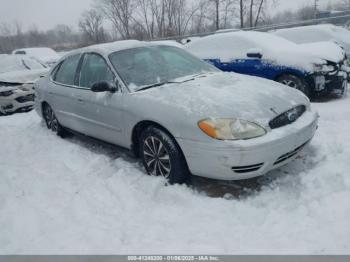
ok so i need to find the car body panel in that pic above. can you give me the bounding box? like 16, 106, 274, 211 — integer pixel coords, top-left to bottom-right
0, 57, 48, 115
186, 31, 348, 96
35, 41, 318, 180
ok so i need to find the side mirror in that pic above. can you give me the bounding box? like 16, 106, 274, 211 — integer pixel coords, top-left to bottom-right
247, 48, 263, 59
91, 81, 118, 93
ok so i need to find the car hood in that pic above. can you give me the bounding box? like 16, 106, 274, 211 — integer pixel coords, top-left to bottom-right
134, 72, 310, 127
298, 41, 346, 64
0, 69, 48, 84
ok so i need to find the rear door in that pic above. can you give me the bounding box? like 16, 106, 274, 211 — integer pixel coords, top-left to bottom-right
47, 53, 84, 131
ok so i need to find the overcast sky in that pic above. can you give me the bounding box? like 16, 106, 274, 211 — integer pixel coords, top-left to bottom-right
0, 0, 331, 31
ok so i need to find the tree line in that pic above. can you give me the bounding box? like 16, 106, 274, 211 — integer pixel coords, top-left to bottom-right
1, 0, 349, 54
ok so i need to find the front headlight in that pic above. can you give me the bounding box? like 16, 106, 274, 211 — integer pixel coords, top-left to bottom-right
314, 64, 336, 73
0, 90, 14, 97
198, 118, 266, 140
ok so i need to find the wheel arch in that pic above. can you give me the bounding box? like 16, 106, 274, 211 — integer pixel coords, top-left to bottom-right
131, 120, 185, 159
274, 70, 306, 82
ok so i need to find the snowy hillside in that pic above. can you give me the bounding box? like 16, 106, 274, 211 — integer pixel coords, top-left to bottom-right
0, 95, 350, 254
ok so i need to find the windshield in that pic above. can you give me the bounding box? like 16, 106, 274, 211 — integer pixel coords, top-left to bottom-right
109, 46, 218, 91
0, 55, 46, 74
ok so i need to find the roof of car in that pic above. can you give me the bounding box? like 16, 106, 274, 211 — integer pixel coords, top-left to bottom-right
65, 40, 181, 58
272, 24, 338, 34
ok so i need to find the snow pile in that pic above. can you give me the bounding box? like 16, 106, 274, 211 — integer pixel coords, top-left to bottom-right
0, 94, 350, 254
185, 31, 345, 71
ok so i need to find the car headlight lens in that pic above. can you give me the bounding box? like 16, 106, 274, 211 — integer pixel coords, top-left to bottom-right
314, 64, 336, 73
198, 118, 266, 140
0, 90, 14, 97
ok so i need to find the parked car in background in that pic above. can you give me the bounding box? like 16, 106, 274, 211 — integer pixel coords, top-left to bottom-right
0, 55, 48, 115
35, 40, 318, 184
272, 24, 350, 58
186, 31, 349, 98
12, 47, 60, 67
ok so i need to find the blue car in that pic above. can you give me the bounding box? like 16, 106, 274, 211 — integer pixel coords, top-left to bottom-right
186, 31, 349, 98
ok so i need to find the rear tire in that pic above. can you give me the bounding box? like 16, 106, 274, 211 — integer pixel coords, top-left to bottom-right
140, 126, 189, 184
277, 74, 311, 97
42, 104, 67, 138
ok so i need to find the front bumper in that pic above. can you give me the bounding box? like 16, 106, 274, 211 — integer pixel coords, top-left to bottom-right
0, 90, 35, 114
177, 110, 318, 180
309, 63, 349, 96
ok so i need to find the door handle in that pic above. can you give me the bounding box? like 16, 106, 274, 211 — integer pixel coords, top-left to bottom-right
77, 98, 85, 103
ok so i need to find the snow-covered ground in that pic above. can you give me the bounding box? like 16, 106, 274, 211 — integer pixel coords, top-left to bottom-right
0, 95, 350, 254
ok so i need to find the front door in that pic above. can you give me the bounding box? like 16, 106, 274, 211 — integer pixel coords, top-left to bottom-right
74, 53, 125, 145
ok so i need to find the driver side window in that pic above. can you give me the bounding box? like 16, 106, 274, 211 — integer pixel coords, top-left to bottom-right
79, 53, 115, 89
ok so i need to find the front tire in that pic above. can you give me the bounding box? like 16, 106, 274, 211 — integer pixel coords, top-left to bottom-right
140, 126, 189, 184
42, 104, 67, 138
277, 74, 311, 97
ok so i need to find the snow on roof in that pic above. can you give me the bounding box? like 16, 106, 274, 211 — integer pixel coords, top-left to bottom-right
272, 24, 350, 47
186, 31, 297, 60
64, 40, 184, 59
150, 40, 184, 48
185, 31, 343, 71
12, 47, 60, 61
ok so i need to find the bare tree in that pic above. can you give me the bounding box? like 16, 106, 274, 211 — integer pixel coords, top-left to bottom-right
98, 0, 135, 39
79, 9, 106, 44
240, 0, 244, 28
297, 5, 315, 21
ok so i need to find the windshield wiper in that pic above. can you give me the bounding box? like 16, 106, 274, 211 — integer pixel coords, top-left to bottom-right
136, 81, 172, 92
135, 78, 196, 92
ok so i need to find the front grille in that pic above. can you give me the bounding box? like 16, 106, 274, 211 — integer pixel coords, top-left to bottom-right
15, 94, 35, 103
2, 104, 14, 110
269, 105, 306, 129
274, 142, 308, 165
232, 163, 264, 174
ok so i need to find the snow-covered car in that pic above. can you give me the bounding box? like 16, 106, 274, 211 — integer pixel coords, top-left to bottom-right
12, 47, 60, 67
35, 40, 318, 183
272, 24, 350, 58
186, 31, 349, 98
0, 55, 48, 115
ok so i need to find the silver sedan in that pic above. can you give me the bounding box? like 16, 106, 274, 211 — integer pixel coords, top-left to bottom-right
35, 40, 319, 183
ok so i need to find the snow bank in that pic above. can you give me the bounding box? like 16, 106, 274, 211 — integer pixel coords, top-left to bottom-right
0, 94, 350, 254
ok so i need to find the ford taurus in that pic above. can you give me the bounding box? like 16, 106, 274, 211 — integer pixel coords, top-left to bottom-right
35, 40, 319, 184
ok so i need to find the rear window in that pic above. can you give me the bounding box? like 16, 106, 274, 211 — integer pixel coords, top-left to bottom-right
54, 54, 81, 86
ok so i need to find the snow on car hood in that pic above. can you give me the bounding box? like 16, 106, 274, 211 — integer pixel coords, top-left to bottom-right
136, 72, 310, 127
0, 69, 48, 84
298, 41, 346, 63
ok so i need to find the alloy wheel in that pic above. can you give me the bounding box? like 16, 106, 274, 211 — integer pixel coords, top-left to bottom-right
143, 136, 172, 178
281, 79, 297, 89
43, 105, 58, 131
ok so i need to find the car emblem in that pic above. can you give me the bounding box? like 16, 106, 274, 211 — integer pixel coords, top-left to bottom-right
287, 109, 298, 122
